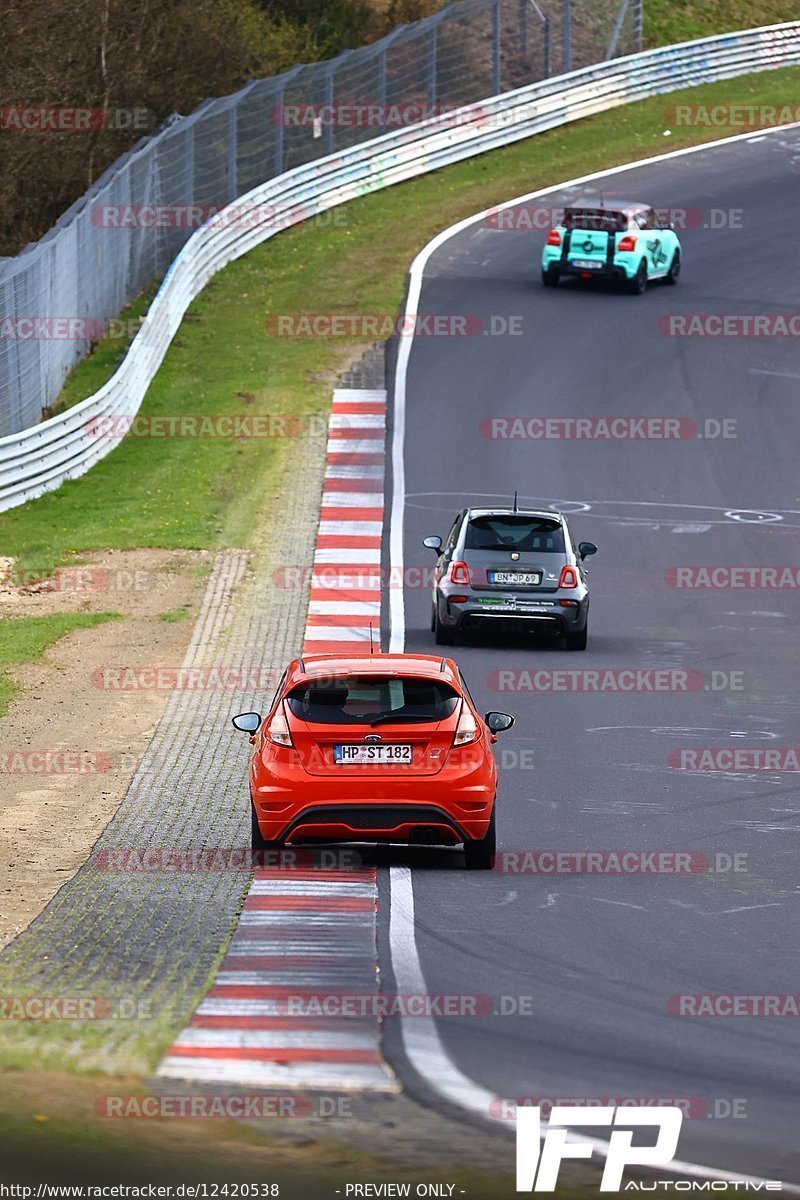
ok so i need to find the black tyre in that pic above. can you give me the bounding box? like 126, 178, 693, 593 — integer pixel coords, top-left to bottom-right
464, 808, 496, 870
434, 606, 457, 645
628, 260, 648, 295
430, 603, 436, 632
565, 623, 588, 651
665, 250, 681, 285
541, 268, 560, 288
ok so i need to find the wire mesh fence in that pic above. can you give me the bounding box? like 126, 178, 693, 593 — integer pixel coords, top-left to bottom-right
0, 0, 639, 437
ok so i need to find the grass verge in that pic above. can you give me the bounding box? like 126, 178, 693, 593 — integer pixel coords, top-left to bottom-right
0, 1069, 518, 1194
644, 1, 795, 47
0, 66, 798, 578
0, 613, 118, 716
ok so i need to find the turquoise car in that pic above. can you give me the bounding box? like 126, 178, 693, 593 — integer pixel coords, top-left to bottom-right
541, 201, 682, 294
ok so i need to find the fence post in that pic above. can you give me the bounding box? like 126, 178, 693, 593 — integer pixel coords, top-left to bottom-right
427, 25, 438, 106
492, 0, 501, 94
325, 64, 335, 155
227, 105, 237, 203
3, 283, 22, 433
634, 0, 643, 51
274, 89, 285, 175
184, 121, 195, 201
543, 14, 551, 76
562, 0, 572, 73
519, 0, 528, 56
378, 47, 387, 117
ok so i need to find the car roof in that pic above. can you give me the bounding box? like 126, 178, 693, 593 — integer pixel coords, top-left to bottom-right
288, 653, 460, 686
464, 507, 565, 522
565, 199, 650, 214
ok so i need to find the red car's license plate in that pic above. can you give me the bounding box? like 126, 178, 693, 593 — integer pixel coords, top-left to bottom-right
334, 744, 412, 764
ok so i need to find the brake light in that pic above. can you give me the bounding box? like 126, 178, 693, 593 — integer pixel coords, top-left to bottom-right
453, 700, 478, 746
617, 234, 637, 252
267, 701, 293, 747
450, 561, 470, 585
547, 229, 562, 246
559, 565, 578, 589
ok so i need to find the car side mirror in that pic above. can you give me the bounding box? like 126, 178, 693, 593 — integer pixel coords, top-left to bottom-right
423, 535, 443, 553
232, 712, 261, 733
578, 542, 597, 560
485, 711, 514, 733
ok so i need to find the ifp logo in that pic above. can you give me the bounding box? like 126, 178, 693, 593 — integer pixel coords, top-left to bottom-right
516, 1105, 683, 1191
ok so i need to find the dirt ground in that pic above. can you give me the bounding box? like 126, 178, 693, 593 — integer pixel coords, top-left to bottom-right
0, 548, 216, 949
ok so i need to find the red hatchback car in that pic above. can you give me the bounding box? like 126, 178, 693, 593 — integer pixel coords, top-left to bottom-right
232, 653, 514, 869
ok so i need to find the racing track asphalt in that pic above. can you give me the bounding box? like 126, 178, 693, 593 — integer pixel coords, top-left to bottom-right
377, 126, 800, 1183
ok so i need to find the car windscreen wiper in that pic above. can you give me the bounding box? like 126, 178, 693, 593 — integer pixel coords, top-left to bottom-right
367, 712, 440, 726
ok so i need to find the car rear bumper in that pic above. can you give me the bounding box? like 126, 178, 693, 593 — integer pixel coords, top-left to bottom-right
251, 765, 495, 844
553, 261, 631, 281
254, 800, 492, 845
440, 595, 588, 636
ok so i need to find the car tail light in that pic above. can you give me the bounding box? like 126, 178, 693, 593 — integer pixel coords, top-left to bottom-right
267, 701, 293, 747
547, 229, 562, 246
559, 565, 578, 589
450, 561, 470, 585
617, 234, 637, 252
453, 700, 478, 746
450, 594, 468, 604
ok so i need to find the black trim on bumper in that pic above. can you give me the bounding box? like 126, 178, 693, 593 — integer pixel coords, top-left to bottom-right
280, 804, 470, 843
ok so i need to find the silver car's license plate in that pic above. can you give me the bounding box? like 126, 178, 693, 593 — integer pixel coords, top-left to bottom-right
334, 743, 412, 764
572, 258, 602, 269
489, 570, 542, 585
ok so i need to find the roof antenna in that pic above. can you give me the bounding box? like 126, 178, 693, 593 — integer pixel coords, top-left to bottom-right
513, 490, 518, 513
368, 621, 375, 655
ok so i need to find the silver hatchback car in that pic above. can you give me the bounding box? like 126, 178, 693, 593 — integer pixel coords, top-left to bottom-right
424, 507, 597, 650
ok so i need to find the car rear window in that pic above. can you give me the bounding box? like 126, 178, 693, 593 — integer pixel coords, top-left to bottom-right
464, 516, 565, 553
286, 677, 460, 725
563, 207, 627, 233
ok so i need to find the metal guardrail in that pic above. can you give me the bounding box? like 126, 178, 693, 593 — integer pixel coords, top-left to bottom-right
1, 21, 799, 512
